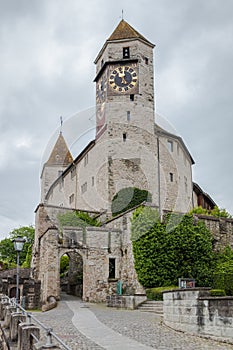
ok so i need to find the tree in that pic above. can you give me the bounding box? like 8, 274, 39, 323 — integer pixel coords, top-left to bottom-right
131, 208, 215, 288
60, 254, 69, 277
0, 226, 35, 267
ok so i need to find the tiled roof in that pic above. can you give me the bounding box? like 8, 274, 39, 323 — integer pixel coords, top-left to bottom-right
107, 19, 153, 46
46, 133, 73, 166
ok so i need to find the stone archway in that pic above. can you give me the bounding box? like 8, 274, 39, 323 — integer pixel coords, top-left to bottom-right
9, 287, 19, 299
60, 250, 83, 298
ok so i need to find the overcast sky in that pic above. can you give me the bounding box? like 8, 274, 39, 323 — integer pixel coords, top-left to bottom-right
0, 0, 232, 239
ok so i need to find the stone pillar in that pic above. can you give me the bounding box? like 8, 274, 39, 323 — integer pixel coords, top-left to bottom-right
10, 312, 26, 341
3, 305, 16, 328
18, 322, 40, 350
0, 301, 10, 320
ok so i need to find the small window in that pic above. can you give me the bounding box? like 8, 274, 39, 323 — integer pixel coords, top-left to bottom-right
130, 94, 134, 101
169, 173, 174, 182
81, 182, 87, 194
123, 47, 130, 59
123, 133, 127, 142
71, 167, 76, 179
92, 176, 94, 186
109, 258, 116, 279
101, 59, 104, 66
184, 176, 188, 193
144, 57, 149, 65
127, 111, 130, 121
84, 154, 88, 166
69, 193, 74, 204
167, 140, 173, 152
59, 178, 64, 190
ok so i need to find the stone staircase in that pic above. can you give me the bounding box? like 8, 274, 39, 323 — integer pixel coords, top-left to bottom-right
137, 300, 163, 315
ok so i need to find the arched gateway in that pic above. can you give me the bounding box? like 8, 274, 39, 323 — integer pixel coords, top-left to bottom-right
32, 204, 144, 310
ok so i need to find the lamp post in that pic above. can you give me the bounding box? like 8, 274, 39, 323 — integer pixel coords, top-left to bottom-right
13, 236, 26, 308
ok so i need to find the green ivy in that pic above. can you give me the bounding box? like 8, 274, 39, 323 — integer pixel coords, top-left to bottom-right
213, 245, 233, 295
131, 209, 215, 288
111, 187, 152, 216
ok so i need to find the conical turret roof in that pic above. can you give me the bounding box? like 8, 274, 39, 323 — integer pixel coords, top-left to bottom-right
45, 132, 73, 166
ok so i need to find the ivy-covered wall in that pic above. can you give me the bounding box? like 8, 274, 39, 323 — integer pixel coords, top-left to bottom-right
131, 207, 215, 288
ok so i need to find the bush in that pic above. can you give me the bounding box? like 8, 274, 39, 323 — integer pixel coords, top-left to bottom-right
210, 289, 226, 297
132, 212, 215, 288
213, 246, 233, 295
146, 286, 178, 301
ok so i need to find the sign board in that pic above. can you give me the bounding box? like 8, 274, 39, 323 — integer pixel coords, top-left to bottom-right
178, 278, 195, 289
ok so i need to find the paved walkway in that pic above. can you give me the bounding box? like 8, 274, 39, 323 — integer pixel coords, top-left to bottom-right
34, 294, 233, 350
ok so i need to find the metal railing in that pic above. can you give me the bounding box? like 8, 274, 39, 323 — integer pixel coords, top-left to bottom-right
4, 296, 72, 350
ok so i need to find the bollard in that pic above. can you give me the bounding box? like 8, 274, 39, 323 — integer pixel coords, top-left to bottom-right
18, 322, 40, 350
10, 312, 26, 341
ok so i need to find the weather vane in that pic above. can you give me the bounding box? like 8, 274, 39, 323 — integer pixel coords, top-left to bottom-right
60, 116, 63, 134
122, 9, 124, 20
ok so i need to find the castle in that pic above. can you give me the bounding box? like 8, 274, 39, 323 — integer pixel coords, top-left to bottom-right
32, 20, 215, 308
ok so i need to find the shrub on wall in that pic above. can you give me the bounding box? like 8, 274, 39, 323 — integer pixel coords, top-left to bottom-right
146, 286, 178, 300
189, 206, 232, 218
58, 210, 101, 229
111, 187, 152, 216
131, 208, 215, 288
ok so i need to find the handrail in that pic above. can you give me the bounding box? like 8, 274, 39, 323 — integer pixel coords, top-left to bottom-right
4, 296, 72, 350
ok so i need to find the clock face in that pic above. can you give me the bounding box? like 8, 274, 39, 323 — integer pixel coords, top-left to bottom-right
109, 66, 138, 92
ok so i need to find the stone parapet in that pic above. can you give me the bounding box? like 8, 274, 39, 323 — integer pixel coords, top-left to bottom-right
163, 288, 233, 343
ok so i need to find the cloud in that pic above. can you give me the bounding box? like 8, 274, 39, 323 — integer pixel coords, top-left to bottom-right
0, 0, 233, 239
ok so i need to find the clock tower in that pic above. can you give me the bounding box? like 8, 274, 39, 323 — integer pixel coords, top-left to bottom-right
93, 20, 158, 211
94, 19, 155, 138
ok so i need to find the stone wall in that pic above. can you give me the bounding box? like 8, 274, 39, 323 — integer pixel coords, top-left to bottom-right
197, 215, 233, 250
0, 268, 41, 309
163, 289, 233, 342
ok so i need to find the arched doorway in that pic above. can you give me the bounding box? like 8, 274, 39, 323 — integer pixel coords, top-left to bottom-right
60, 251, 83, 298
9, 286, 20, 299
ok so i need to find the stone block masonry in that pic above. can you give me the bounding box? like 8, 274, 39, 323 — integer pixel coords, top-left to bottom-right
163, 288, 233, 343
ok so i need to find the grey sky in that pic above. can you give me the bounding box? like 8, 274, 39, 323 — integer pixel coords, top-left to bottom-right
0, 0, 232, 238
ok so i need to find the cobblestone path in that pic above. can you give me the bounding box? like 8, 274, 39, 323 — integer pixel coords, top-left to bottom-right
34, 294, 233, 350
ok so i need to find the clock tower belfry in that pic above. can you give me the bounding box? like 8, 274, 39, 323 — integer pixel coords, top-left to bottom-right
94, 19, 155, 138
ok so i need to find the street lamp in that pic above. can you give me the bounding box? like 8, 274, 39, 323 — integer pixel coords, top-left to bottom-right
13, 236, 26, 308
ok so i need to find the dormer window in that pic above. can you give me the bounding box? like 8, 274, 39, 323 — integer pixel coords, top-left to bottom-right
123, 47, 130, 59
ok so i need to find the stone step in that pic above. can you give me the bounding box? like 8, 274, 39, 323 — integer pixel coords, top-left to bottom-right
137, 300, 163, 314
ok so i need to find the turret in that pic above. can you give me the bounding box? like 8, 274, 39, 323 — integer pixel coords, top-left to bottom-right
40, 132, 73, 202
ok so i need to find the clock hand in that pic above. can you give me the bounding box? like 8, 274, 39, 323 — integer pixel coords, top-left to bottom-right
119, 72, 127, 85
